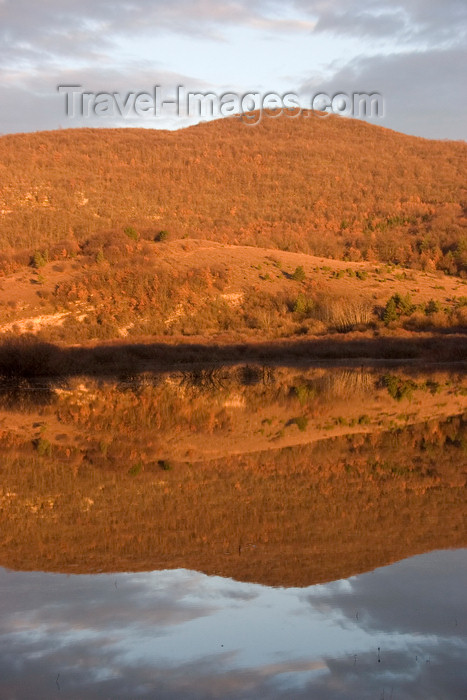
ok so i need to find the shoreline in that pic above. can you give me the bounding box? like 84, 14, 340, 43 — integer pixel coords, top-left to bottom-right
1, 332, 466, 379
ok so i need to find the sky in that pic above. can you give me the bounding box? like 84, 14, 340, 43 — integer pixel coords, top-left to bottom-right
0, 0, 466, 139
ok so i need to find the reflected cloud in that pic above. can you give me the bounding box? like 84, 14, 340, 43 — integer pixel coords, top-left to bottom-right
0, 550, 466, 698
305, 550, 467, 638
310, 643, 467, 700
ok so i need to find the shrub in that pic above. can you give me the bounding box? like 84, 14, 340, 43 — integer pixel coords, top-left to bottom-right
383, 297, 398, 324
156, 230, 169, 242
128, 461, 143, 476
292, 266, 306, 282
124, 226, 138, 241
293, 293, 313, 315
394, 292, 415, 314
382, 374, 417, 401
383, 292, 415, 324
320, 296, 373, 332
425, 299, 441, 315
31, 250, 48, 268
35, 437, 52, 457
292, 415, 308, 431
294, 384, 317, 405
99, 441, 109, 456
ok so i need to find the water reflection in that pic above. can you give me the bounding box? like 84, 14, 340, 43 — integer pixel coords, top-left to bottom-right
0, 365, 466, 583
0, 550, 466, 699
0, 364, 466, 696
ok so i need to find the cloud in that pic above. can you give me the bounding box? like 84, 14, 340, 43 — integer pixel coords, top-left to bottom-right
1, 1, 465, 135
305, 549, 467, 637
307, 643, 467, 700
294, 0, 467, 46
0, 65, 210, 133
299, 45, 467, 139
314, 6, 409, 39
0, 0, 311, 64
1, 0, 465, 69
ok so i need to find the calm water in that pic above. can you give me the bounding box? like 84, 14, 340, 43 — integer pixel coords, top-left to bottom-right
0, 551, 466, 699
0, 364, 466, 697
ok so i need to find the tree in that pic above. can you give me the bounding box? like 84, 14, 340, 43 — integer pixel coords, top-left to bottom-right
292, 266, 306, 282
383, 297, 397, 324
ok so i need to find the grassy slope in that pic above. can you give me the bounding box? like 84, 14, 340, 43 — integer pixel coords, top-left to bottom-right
0, 239, 466, 350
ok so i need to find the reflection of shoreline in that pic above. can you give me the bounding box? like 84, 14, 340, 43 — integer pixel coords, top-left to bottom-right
1, 334, 467, 382
0, 365, 466, 461
0, 407, 466, 586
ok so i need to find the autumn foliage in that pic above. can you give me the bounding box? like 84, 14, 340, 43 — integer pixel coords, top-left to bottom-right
0, 113, 465, 274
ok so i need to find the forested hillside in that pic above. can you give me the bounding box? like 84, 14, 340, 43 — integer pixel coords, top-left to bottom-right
0, 113, 465, 274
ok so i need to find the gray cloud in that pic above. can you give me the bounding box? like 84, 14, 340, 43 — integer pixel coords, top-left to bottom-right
299, 45, 467, 139
308, 644, 467, 700
295, 0, 467, 45
1, 1, 465, 136
305, 549, 467, 637
0, 0, 310, 65
0, 65, 210, 133
315, 8, 408, 39
1, 0, 466, 67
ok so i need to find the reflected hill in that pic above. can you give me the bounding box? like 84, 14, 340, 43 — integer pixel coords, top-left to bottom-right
0, 365, 466, 586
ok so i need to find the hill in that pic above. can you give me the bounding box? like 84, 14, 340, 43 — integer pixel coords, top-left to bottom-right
0, 113, 466, 274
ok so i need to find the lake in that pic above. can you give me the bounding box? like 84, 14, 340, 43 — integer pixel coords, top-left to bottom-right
0, 363, 466, 697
